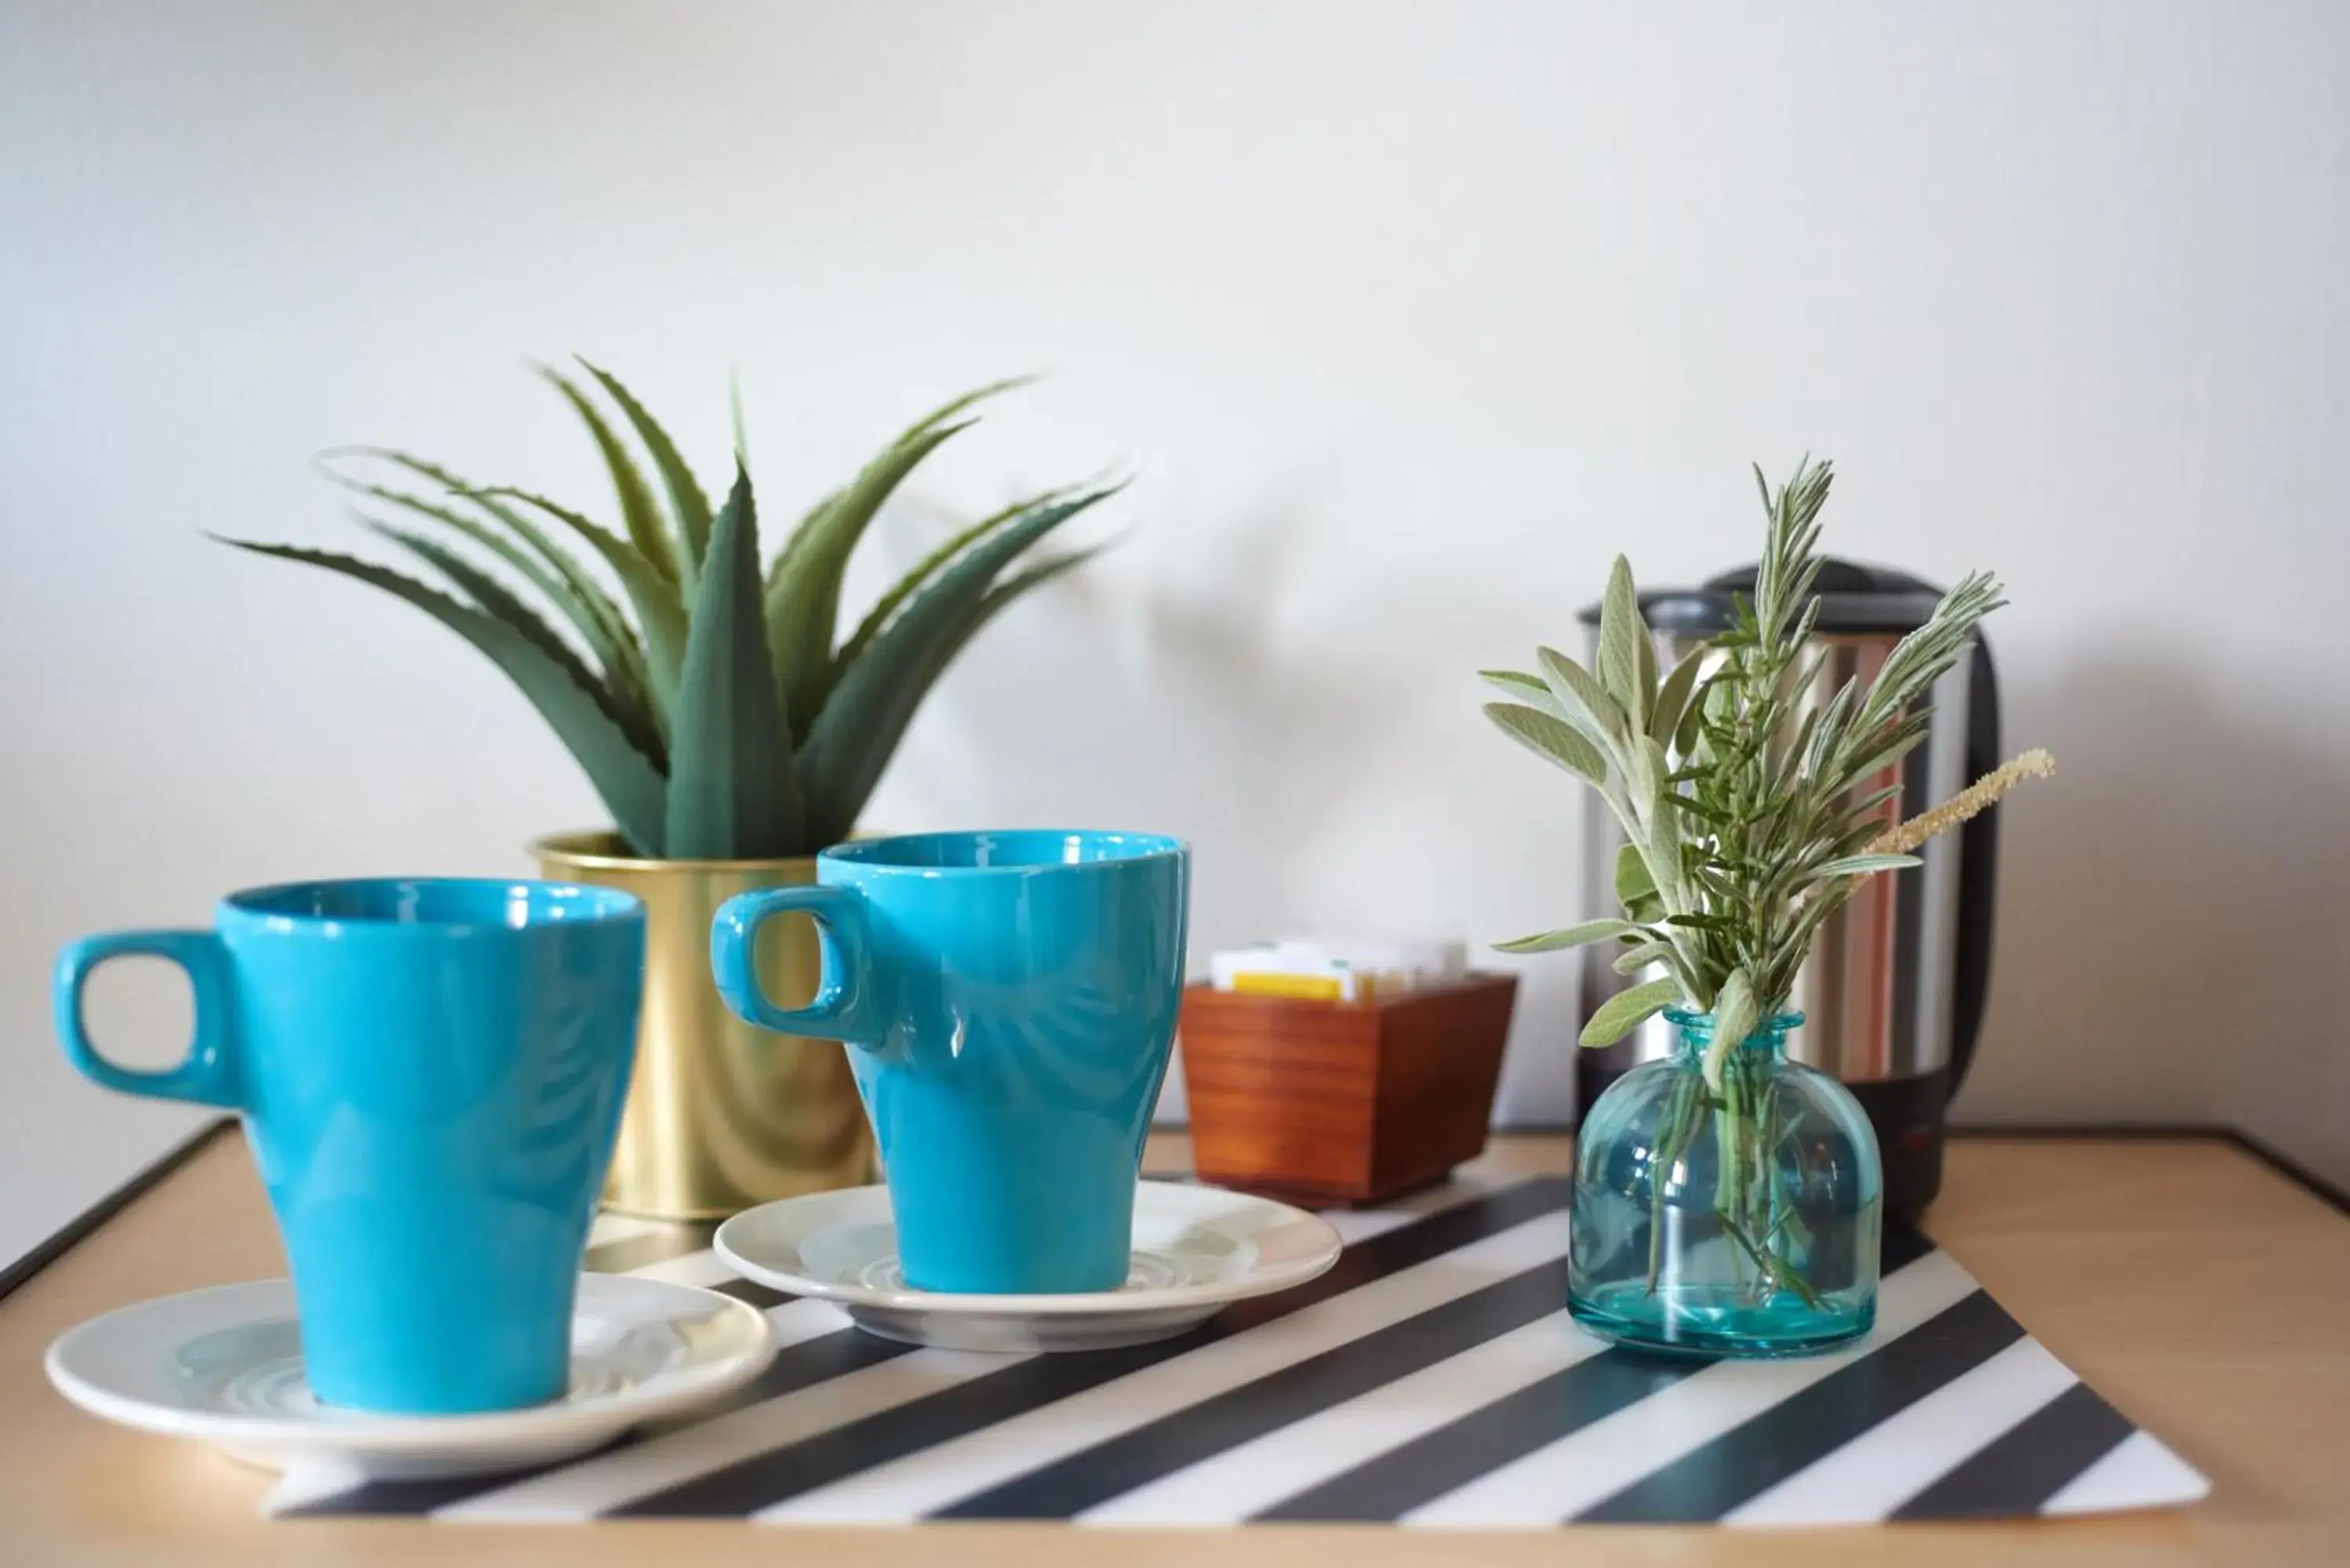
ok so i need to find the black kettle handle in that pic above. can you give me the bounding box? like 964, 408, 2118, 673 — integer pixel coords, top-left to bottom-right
1949, 638, 2001, 1097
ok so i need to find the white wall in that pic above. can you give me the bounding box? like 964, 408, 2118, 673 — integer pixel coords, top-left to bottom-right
5, 0, 2346, 1260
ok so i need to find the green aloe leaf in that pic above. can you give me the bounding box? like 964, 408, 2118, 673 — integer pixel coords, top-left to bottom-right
663, 468, 801, 858
356, 519, 664, 765
578, 359, 714, 582
540, 366, 682, 587
764, 417, 974, 739
970, 532, 1120, 623
906, 373, 1035, 435
215, 537, 667, 854
1492, 919, 1647, 953
833, 486, 1076, 681
320, 466, 652, 715
323, 450, 647, 693
1484, 702, 1607, 787
1581, 977, 1680, 1048
480, 486, 688, 725
796, 484, 1120, 846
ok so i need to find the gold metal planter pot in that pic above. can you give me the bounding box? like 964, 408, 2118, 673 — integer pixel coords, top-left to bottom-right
533, 831, 877, 1219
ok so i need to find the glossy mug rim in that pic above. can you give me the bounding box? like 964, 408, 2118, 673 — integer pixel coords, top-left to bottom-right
216, 876, 645, 935
817, 829, 1188, 878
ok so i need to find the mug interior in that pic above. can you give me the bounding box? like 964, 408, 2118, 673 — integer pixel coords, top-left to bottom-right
822, 830, 1184, 873
225, 877, 642, 930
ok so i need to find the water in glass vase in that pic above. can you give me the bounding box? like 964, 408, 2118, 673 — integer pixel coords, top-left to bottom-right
1568, 1010, 1882, 1358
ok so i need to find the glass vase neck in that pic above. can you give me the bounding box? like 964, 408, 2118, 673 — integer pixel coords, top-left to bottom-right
1665, 1006, 1803, 1062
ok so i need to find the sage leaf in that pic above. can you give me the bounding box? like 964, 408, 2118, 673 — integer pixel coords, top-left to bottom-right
1598, 555, 1644, 718
1614, 841, 1658, 909
1480, 668, 1567, 717
1483, 703, 1607, 786
1493, 919, 1647, 954
1650, 647, 1706, 748
1581, 977, 1681, 1048
1612, 940, 1673, 976
1636, 617, 1659, 719
1536, 646, 1625, 749
1703, 968, 1758, 1090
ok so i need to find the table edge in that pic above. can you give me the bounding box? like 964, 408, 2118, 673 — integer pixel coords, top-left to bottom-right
5, 1118, 2339, 1307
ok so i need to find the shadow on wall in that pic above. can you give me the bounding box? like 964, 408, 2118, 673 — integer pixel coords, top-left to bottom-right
903, 495, 1382, 937
1962, 647, 2350, 1187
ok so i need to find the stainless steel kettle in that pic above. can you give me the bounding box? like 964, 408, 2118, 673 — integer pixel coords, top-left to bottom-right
1574, 559, 2001, 1218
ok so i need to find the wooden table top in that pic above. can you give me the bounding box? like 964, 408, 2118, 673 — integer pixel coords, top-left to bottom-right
2, 1130, 2344, 1566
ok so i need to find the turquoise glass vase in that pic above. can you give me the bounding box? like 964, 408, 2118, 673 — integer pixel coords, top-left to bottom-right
1568, 1010, 1882, 1358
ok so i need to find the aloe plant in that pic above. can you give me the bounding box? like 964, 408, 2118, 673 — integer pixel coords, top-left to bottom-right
221, 364, 1120, 858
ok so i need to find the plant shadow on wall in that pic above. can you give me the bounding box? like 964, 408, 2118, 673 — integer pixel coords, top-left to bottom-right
890, 495, 1386, 952
1971, 649, 2350, 1179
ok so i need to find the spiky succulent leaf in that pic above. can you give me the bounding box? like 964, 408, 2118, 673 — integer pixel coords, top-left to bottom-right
764, 417, 974, 739
663, 468, 801, 858
322, 451, 645, 674
357, 519, 664, 764
833, 486, 1075, 680
215, 538, 667, 853
577, 359, 714, 580
540, 367, 682, 587
796, 484, 1120, 845
483, 486, 688, 726
907, 373, 1036, 435
320, 466, 653, 715
969, 532, 1121, 623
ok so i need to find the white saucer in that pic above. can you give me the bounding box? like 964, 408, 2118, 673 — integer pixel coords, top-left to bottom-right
45, 1274, 776, 1481
714, 1180, 1343, 1352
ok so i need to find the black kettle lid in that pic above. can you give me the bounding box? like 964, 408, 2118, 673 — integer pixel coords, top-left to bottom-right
1577, 557, 1947, 635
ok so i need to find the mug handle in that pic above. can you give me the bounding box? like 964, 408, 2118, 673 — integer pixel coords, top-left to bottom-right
711, 887, 878, 1046
53, 930, 242, 1108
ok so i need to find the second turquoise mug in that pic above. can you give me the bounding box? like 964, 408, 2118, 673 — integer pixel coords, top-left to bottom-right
711, 830, 1189, 1294
53, 878, 645, 1414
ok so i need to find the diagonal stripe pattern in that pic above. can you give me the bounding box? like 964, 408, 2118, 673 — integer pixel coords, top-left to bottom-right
272, 1177, 2206, 1527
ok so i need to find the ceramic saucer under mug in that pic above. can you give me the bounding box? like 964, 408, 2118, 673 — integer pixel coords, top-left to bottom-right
45, 1274, 776, 1480
714, 1181, 1343, 1352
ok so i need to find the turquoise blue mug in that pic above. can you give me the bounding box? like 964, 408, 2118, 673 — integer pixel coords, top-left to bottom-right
711, 831, 1189, 1294
53, 878, 645, 1414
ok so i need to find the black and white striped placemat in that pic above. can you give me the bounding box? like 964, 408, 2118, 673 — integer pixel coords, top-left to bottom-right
270, 1175, 2207, 1526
